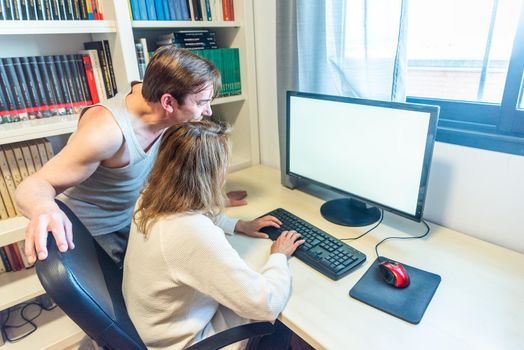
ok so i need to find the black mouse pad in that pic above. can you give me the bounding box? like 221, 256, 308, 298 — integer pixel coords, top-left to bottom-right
349, 257, 441, 324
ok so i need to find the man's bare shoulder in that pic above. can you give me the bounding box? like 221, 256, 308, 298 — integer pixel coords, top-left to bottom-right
71, 106, 124, 159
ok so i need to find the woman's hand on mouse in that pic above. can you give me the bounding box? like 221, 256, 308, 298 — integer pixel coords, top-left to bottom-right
271, 230, 305, 257
235, 215, 282, 239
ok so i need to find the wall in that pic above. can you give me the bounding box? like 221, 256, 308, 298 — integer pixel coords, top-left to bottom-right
253, 0, 524, 254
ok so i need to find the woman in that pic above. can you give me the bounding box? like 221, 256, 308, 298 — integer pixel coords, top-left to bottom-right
122, 120, 304, 349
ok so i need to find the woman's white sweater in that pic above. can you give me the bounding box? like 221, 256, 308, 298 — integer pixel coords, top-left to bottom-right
122, 213, 291, 350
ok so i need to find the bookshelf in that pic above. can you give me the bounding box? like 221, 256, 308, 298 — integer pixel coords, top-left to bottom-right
0, 0, 260, 348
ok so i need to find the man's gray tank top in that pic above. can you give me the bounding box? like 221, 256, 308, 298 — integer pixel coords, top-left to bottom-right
58, 90, 162, 236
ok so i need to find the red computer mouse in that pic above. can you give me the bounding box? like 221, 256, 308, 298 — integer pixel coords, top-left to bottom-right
379, 260, 410, 288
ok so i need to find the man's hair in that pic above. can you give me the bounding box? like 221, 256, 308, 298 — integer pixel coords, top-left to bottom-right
142, 46, 221, 104
133, 120, 231, 235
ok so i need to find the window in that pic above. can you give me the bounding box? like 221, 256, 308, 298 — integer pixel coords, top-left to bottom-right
406, 0, 524, 155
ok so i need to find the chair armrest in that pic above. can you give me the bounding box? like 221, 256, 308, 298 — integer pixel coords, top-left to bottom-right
186, 321, 275, 350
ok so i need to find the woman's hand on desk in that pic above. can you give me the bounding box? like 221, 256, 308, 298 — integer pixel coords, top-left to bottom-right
235, 215, 282, 239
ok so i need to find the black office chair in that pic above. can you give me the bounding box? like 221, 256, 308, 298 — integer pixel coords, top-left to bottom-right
36, 200, 274, 350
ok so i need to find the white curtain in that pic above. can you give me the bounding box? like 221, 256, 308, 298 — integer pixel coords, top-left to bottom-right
293, 0, 408, 101
276, 0, 409, 186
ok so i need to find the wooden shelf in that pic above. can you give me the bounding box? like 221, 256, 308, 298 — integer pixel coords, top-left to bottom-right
132, 20, 241, 28
2, 305, 84, 350
0, 115, 78, 145
0, 20, 116, 35
0, 216, 27, 247
0, 268, 43, 311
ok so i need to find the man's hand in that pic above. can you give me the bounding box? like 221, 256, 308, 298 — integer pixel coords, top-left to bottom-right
226, 190, 248, 207
234, 215, 282, 239
24, 203, 74, 264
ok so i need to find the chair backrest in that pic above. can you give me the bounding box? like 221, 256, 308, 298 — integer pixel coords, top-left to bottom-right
36, 200, 146, 350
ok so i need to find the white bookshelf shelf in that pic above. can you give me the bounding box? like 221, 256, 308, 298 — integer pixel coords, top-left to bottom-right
0, 115, 78, 145
0, 20, 116, 35
0, 216, 27, 247
132, 20, 241, 28
2, 306, 84, 350
0, 267, 43, 311
212, 94, 245, 105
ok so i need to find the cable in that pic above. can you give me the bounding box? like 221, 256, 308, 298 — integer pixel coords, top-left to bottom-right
375, 220, 431, 262
340, 209, 384, 241
1, 299, 57, 343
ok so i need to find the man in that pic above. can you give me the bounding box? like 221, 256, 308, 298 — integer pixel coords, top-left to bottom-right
15, 46, 256, 267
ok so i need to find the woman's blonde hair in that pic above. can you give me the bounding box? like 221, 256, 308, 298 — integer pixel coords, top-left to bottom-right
134, 120, 231, 235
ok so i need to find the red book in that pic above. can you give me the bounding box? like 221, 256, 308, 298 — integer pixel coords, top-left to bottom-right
4, 244, 22, 271
228, 0, 234, 20
10, 243, 26, 270
222, 0, 234, 21
81, 55, 100, 104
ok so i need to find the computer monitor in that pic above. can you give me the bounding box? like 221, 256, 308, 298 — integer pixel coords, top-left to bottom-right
286, 91, 439, 226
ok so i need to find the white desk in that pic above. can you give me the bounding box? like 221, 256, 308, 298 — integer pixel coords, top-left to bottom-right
224, 165, 524, 350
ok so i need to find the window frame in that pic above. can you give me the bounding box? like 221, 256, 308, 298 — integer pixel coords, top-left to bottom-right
406, 3, 524, 156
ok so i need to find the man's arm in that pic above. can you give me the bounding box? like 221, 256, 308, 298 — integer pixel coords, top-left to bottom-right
15, 106, 124, 263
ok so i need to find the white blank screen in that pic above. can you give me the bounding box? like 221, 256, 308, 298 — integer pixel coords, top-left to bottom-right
289, 95, 431, 216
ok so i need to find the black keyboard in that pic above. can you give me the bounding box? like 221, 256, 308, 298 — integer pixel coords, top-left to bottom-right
259, 208, 366, 280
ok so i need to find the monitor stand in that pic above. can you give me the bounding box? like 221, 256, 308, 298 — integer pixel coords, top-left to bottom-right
320, 198, 381, 227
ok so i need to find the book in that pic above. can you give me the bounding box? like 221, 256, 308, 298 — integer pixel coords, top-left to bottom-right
0, 75, 14, 124
72, 53, 93, 106
222, 0, 233, 21
3, 245, 20, 271
191, 0, 202, 20
0, 174, 9, 219
27, 0, 37, 19
84, 41, 114, 98
144, 0, 156, 20
0, 148, 17, 216
43, 55, 67, 116
3, 144, 23, 187
12, 57, 38, 120
0, 249, 6, 272
18, 142, 36, 175
129, 0, 141, 20
52, 55, 75, 115
43, 139, 55, 160
36, 139, 49, 164
62, 54, 86, 112
180, 0, 190, 20
20, 57, 45, 119
135, 43, 146, 79
0, 162, 14, 217
152, 0, 164, 20
0, 60, 18, 122
78, 49, 106, 101
49, 0, 60, 19
16, 240, 31, 268
36, 56, 60, 116
0, 247, 11, 272
11, 0, 21, 19
5, 243, 23, 271
138, 37, 150, 65
2, 57, 29, 121
80, 54, 100, 104
10, 143, 30, 180
29, 56, 56, 117
27, 140, 43, 170
102, 40, 117, 96
34, 0, 44, 19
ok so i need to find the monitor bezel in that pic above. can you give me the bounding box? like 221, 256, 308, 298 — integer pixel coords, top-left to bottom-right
285, 90, 440, 223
